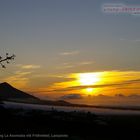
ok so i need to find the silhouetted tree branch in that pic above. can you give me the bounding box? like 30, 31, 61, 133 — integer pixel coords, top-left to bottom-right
0, 53, 16, 68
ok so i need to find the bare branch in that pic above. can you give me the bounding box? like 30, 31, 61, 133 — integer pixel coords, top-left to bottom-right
0, 53, 16, 68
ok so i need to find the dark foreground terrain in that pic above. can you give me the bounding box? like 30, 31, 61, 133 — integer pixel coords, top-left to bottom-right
0, 103, 140, 140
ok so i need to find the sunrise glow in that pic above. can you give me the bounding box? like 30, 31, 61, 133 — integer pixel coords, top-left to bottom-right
85, 88, 94, 95
1, 1, 140, 137
77, 73, 101, 86
1, 0, 140, 106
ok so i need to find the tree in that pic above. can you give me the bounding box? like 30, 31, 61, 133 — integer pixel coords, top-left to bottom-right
0, 53, 15, 68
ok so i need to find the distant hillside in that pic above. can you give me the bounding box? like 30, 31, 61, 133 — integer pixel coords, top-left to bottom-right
0, 82, 71, 106
0, 82, 40, 103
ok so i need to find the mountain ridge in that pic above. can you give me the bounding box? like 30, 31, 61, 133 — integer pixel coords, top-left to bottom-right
0, 82, 71, 106
0, 82, 39, 100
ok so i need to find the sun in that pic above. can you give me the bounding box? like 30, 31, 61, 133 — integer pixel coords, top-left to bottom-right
86, 87, 94, 94
86, 88, 93, 92
82, 88, 94, 95
67, 72, 102, 95
78, 73, 100, 86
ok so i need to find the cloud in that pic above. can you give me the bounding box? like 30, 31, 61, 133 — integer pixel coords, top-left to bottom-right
4, 71, 32, 88
41, 71, 140, 98
60, 94, 83, 100
15, 71, 32, 75
127, 94, 140, 98
133, 39, 140, 42
120, 38, 140, 43
16, 64, 41, 69
56, 61, 93, 69
59, 51, 79, 56
125, 78, 140, 83
50, 78, 140, 93
115, 94, 125, 97
79, 61, 93, 65
56, 63, 74, 69
21, 65, 41, 69
94, 94, 140, 99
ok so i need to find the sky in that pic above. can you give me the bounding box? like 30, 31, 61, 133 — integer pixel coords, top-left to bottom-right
0, 0, 140, 105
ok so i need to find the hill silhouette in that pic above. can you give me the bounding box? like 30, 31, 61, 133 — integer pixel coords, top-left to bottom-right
0, 82, 40, 102
0, 82, 71, 105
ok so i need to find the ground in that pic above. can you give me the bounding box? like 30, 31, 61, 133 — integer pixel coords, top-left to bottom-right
0, 104, 140, 140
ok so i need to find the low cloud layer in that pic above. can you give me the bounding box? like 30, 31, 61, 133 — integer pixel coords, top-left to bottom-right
60, 94, 83, 100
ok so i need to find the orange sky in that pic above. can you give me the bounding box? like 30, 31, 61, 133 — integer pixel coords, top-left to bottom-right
2, 69, 140, 101
0, 1, 140, 105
